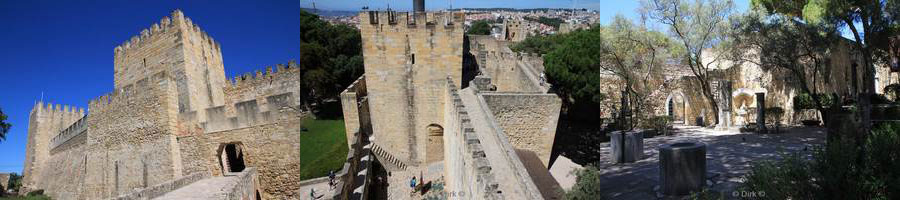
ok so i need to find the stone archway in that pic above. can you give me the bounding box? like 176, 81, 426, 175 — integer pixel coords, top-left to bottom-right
665, 92, 687, 124
218, 142, 247, 174
732, 88, 758, 126
425, 124, 444, 164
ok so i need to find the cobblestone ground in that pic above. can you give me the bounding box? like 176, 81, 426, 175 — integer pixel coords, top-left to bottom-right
299, 178, 340, 200
385, 162, 446, 200
590, 126, 826, 200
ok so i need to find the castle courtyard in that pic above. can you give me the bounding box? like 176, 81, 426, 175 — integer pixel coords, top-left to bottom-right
560, 126, 826, 199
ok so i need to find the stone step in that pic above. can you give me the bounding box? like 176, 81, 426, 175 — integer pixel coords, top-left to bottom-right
371, 143, 408, 171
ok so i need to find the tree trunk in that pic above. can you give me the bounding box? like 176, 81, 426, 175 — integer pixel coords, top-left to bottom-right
701, 83, 720, 126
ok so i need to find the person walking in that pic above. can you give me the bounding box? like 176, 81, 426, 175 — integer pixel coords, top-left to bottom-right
328, 170, 336, 189
410, 176, 417, 193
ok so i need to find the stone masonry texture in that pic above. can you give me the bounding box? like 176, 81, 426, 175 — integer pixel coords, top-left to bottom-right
22, 10, 301, 200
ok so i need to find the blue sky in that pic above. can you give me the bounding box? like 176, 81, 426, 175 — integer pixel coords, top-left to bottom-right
0, 1, 299, 173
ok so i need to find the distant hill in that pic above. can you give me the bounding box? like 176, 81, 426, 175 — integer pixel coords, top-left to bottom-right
301, 8, 358, 17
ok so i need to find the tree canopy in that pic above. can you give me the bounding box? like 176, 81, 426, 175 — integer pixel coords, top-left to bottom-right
467, 20, 492, 35
300, 10, 364, 108
750, 0, 900, 135
541, 15, 675, 124
730, 9, 841, 121
0, 108, 10, 142
642, 0, 736, 125
524, 16, 565, 29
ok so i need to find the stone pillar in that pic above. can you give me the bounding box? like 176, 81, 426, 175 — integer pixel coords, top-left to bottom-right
609, 131, 644, 163
659, 142, 707, 196
717, 81, 733, 129
756, 92, 766, 133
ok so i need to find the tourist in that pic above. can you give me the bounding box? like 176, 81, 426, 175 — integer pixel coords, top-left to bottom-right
410, 176, 417, 193
310, 188, 316, 199
539, 72, 545, 86
328, 170, 335, 188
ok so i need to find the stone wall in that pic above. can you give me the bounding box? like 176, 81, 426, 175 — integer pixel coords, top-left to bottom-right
23, 10, 302, 200
340, 76, 367, 148
468, 35, 546, 93
81, 71, 182, 199
481, 93, 561, 167
442, 79, 504, 199
358, 11, 464, 166
113, 10, 226, 122
22, 102, 84, 193
188, 63, 303, 133
176, 109, 301, 199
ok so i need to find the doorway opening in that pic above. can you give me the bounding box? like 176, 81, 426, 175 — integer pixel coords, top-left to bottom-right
218, 143, 247, 173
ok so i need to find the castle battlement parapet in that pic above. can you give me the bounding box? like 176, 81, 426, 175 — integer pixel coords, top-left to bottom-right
89, 71, 174, 112
113, 9, 221, 57
359, 11, 464, 31
30, 101, 86, 117
227, 63, 300, 90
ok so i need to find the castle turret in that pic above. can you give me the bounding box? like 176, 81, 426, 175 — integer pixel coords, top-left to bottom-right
358, 10, 465, 166
113, 9, 227, 121
21, 102, 85, 193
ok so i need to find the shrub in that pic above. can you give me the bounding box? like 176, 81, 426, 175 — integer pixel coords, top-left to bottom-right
740, 122, 900, 199
647, 116, 672, 136
564, 165, 607, 200
792, 93, 835, 110
764, 107, 784, 125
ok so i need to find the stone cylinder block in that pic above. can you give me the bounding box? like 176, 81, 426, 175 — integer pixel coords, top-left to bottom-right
659, 142, 707, 196
609, 130, 644, 163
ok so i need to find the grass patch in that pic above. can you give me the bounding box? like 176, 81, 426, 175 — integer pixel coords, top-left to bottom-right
299, 116, 349, 180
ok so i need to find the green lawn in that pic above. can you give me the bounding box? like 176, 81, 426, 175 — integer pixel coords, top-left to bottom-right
299, 117, 349, 180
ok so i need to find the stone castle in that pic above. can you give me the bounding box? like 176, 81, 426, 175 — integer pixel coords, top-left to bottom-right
335, 3, 563, 199
22, 10, 302, 199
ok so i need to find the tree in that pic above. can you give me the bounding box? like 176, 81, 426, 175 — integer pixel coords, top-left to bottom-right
730, 10, 840, 125
751, 0, 900, 144
510, 33, 570, 55
543, 15, 674, 126
467, 20, 492, 35
300, 10, 364, 110
524, 16, 565, 29
543, 29, 610, 121
0, 108, 11, 142
642, 0, 735, 125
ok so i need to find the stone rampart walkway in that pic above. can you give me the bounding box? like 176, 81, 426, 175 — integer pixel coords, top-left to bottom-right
154, 176, 240, 200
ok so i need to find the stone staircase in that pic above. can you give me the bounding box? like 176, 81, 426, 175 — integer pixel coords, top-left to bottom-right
369, 136, 409, 171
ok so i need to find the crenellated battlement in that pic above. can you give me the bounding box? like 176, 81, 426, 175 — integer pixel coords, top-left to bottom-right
30, 101, 86, 117
113, 9, 221, 57
359, 10, 465, 30
89, 71, 174, 112
227, 63, 300, 90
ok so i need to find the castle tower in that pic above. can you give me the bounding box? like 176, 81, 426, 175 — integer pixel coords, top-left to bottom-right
113, 10, 227, 120
21, 102, 85, 192
358, 8, 465, 166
